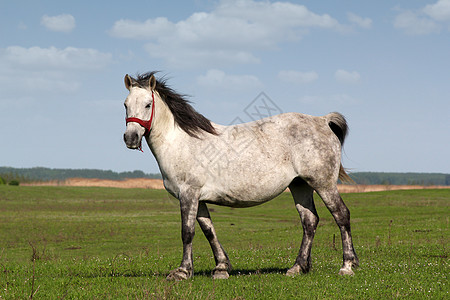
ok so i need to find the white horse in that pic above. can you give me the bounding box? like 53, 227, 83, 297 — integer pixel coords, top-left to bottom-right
123, 72, 359, 280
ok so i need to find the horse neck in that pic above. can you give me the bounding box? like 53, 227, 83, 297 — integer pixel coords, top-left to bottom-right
145, 93, 181, 152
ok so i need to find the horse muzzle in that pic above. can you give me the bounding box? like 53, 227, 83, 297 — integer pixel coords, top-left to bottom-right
123, 127, 143, 150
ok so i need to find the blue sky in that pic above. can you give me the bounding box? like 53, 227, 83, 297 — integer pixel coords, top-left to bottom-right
1, 0, 449, 174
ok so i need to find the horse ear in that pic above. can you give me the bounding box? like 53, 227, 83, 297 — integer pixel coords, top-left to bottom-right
124, 74, 133, 91
149, 75, 156, 91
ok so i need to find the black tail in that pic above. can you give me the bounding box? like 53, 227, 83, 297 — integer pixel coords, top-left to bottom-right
326, 113, 354, 184
327, 112, 348, 146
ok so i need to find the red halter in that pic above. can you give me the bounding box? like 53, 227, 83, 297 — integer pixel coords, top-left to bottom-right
125, 91, 155, 136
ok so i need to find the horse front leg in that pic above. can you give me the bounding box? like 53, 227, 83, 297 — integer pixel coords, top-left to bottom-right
167, 192, 199, 281
197, 202, 232, 279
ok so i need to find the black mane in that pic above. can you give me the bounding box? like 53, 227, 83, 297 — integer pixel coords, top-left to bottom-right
132, 72, 218, 138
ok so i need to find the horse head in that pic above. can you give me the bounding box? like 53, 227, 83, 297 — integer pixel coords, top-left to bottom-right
123, 74, 156, 150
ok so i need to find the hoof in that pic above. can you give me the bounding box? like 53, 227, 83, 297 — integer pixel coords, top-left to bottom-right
338, 267, 355, 276
352, 257, 360, 268
212, 270, 229, 279
166, 268, 192, 281
286, 265, 300, 277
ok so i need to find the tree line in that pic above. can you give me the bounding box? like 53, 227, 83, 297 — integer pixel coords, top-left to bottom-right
0, 167, 162, 184
0, 167, 449, 186
348, 172, 450, 186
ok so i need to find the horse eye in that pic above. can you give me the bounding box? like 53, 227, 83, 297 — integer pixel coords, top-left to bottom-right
124, 104, 127, 109
145, 103, 151, 109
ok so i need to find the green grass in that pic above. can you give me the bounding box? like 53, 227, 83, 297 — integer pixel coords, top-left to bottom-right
0, 186, 448, 299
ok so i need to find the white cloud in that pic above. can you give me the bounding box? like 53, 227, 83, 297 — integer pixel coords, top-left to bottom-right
394, 10, 440, 35
41, 14, 75, 33
393, 0, 450, 35
110, 0, 345, 68
21, 76, 81, 93
197, 69, 262, 90
145, 43, 260, 68
278, 70, 318, 84
424, 0, 450, 21
0, 46, 112, 94
334, 69, 361, 84
1, 46, 112, 70
347, 12, 372, 29
109, 17, 174, 39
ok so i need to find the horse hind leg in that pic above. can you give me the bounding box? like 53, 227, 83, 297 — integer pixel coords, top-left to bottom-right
316, 186, 359, 275
286, 178, 319, 276
196, 202, 232, 279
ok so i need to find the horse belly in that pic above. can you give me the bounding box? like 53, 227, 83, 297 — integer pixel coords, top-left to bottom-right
200, 172, 291, 208
202, 190, 283, 208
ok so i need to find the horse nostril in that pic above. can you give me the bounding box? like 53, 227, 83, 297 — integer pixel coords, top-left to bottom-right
124, 131, 140, 147
132, 132, 138, 143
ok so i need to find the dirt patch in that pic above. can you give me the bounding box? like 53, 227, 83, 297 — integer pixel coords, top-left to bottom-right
24, 178, 165, 189
24, 178, 449, 192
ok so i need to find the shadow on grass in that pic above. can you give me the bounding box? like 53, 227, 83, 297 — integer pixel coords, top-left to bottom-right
194, 267, 289, 278
68, 267, 289, 279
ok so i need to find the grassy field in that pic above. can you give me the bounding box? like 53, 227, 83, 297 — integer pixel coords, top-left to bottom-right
0, 186, 448, 299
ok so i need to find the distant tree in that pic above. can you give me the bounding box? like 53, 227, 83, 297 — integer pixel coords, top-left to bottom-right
0, 177, 6, 185
8, 180, 20, 186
